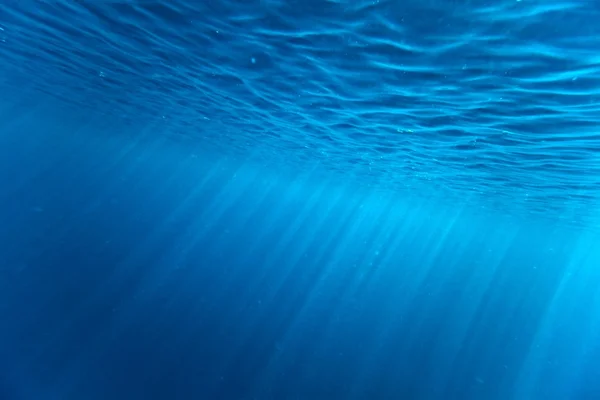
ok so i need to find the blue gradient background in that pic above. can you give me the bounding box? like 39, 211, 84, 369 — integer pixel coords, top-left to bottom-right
1, 1, 600, 399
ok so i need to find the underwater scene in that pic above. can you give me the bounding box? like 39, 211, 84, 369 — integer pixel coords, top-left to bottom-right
1, 1, 600, 399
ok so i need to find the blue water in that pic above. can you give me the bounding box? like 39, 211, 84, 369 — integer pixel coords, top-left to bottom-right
1, 1, 600, 399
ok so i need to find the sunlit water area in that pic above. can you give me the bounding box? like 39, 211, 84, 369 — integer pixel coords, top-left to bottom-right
1, 1, 600, 399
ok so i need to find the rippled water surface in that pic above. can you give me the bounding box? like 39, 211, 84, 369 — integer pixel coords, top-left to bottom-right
1, 0, 599, 221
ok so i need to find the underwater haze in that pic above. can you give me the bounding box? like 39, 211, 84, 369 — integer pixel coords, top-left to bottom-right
1, 0, 600, 399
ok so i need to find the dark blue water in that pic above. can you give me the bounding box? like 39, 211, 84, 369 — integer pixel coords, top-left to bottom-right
1, 1, 600, 399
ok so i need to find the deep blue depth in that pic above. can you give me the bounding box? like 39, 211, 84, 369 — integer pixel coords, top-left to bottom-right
1, 1, 600, 399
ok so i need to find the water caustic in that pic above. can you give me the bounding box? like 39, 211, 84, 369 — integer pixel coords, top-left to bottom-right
1, 0, 599, 222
